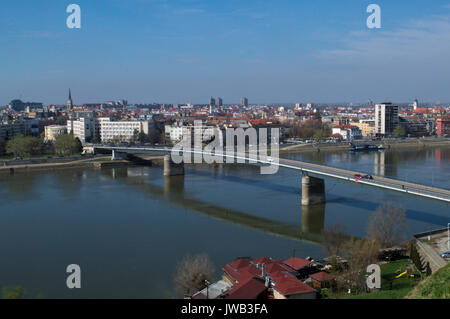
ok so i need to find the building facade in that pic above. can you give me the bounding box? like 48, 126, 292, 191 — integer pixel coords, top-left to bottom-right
44, 125, 67, 142
375, 103, 399, 136
436, 116, 450, 137
68, 117, 152, 143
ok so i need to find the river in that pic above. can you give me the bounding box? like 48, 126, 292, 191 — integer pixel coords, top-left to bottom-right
0, 147, 449, 298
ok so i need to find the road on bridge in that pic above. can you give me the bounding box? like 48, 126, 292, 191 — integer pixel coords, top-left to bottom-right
94, 145, 450, 203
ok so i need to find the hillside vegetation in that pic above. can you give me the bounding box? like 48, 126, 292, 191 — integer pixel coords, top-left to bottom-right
407, 263, 450, 299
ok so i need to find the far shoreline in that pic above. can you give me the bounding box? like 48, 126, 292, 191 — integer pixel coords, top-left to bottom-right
280, 137, 450, 153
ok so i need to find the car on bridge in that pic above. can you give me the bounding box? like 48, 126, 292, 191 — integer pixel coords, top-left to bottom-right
441, 251, 450, 259
354, 174, 374, 180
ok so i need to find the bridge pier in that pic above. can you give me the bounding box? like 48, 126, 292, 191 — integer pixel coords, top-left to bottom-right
301, 175, 326, 205
163, 155, 184, 176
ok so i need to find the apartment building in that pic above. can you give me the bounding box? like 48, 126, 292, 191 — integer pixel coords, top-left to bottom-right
375, 103, 399, 136
68, 117, 151, 143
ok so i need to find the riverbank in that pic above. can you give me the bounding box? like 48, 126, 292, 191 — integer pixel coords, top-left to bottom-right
280, 138, 450, 153
0, 154, 165, 174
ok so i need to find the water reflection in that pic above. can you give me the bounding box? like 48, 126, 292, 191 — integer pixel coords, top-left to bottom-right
164, 175, 185, 198
301, 204, 326, 235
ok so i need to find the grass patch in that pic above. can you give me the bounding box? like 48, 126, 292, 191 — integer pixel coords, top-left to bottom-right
407, 263, 450, 299
344, 259, 422, 299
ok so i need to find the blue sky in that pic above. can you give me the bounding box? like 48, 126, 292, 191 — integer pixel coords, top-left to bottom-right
1, 0, 450, 105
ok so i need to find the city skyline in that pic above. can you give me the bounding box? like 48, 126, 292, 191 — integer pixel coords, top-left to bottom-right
1, 1, 450, 104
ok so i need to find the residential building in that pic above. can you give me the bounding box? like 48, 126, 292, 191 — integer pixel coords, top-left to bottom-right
241, 97, 249, 107
221, 256, 317, 300
309, 272, 333, 289
400, 116, 428, 137
68, 116, 152, 143
332, 125, 362, 141
437, 116, 450, 137
375, 103, 399, 136
9, 99, 43, 112
99, 118, 151, 143
0, 119, 39, 140
352, 120, 375, 137
67, 116, 98, 143
44, 125, 67, 142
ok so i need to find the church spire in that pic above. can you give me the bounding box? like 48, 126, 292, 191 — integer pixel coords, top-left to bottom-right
67, 88, 73, 112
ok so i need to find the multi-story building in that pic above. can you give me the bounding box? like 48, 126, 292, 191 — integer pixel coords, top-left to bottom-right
436, 116, 450, 137
332, 125, 363, 141
44, 125, 67, 142
241, 97, 249, 107
9, 100, 43, 112
67, 116, 99, 143
215, 97, 223, 107
400, 116, 428, 137
375, 103, 399, 137
68, 117, 152, 143
352, 120, 375, 137
99, 118, 149, 142
165, 121, 216, 144
0, 119, 39, 140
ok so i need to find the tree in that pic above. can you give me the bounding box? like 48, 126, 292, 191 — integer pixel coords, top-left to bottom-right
6, 135, 43, 158
425, 262, 432, 276
409, 242, 422, 271
366, 203, 407, 248
148, 128, 163, 144
338, 237, 381, 293
2, 286, 24, 299
393, 125, 406, 138
54, 134, 83, 156
134, 131, 150, 144
0, 138, 6, 156
173, 253, 215, 297
287, 120, 330, 140
322, 224, 348, 259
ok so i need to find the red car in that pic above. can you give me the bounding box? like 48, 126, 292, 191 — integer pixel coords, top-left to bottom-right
354, 174, 364, 179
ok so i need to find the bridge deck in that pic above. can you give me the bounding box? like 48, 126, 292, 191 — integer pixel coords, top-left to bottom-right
94, 146, 450, 203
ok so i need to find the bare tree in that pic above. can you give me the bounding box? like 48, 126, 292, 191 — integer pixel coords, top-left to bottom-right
173, 253, 215, 297
322, 224, 348, 258
367, 202, 408, 248
337, 237, 381, 293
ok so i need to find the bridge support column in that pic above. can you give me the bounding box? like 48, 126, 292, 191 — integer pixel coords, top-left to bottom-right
163, 155, 184, 176
301, 175, 325, 205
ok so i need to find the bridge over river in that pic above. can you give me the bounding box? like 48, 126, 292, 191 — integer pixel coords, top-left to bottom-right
92, 145, 450, 204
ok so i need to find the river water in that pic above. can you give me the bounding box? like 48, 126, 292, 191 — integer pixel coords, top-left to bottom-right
0, 147, 449, 298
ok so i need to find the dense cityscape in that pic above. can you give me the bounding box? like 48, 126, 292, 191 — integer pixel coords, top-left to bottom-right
1, 93, 449, 153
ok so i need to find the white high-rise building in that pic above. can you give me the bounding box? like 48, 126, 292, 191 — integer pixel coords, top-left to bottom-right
375, 103, 399, 136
